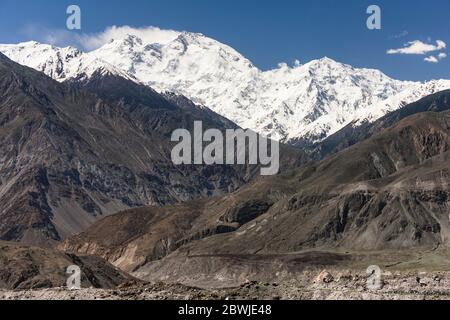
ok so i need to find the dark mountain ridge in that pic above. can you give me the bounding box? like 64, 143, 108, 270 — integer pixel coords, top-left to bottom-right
0, 53, 307, 246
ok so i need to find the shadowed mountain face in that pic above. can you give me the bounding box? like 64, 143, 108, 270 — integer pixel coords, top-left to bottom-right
62, 105, 450, 277
0, 53, 307, 246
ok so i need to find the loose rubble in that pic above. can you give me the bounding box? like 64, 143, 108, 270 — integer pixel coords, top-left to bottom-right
2, 270, 450, 300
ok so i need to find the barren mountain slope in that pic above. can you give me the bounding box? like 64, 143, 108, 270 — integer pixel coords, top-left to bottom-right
0, 53, 306, 246
62, 104, 450, 277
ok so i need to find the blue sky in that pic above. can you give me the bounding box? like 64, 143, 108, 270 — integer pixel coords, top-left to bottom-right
0, 0, 449, 81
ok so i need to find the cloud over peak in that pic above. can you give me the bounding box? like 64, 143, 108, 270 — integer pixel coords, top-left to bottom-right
21, 25, 182, 51
78, 26, 181, 51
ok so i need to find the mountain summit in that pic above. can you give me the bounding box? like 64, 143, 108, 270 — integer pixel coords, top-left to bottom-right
1, 29, 450, 144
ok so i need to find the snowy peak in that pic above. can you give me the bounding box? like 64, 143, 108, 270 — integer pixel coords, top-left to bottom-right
255, 57, 413, 140
354, 79, 450, 124
91, 30, 256, 78
1, 29, 449, 144
0, 41, 82, 80
0, 40, 133, 82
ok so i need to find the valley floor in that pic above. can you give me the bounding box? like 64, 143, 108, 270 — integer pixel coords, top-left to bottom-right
2, 248, 450, 300
3, 270, 450, 300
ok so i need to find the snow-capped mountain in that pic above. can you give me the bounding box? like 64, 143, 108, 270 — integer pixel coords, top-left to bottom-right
1, 30, 450, 144
353, 79, 450, 124
0, 41, 135, 82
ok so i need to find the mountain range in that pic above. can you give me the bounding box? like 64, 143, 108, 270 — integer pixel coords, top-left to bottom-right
1, 28, 450, 292
0, 51, 306, 246
1, 30, 450, 145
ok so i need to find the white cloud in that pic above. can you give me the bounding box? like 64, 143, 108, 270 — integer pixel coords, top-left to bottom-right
78, 26, 181, 51
423, 51, 447, 63
387, 40, 446, 55
20, 25, 181, 51
424, 55, 439, 63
